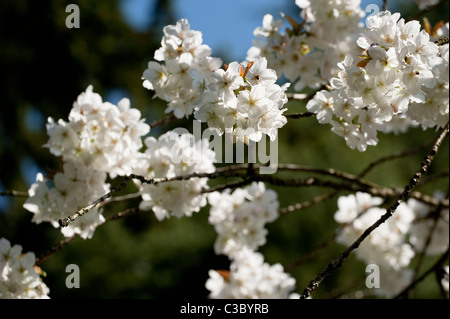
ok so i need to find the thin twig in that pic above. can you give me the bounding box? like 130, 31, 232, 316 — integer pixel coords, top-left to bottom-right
255, 174, 447, 208
36, 207, 142, 264
58, 175, 136, 227
149, 114, 177, 129
358, 141, 433, 178
285, 232, 337, 273
278, 190, 339, 214
0, 190, 29, 197
418, 170, 449, 187
100, 192, 142, 207
409, 215, 439, 296
403, 193, 448, 298
285, 112, 316, 119
201, 178, 254, 194
383, 0, 388, 11
59, 169, 247, 227
35, 235, 79, 265
299, 122, 449, 299
285, 202, 381, 273
104, 207, 141, 223
435, 37, 449, 46
394, 248, 450, 299
410, 0, 448, 21
59, 155, 449, 227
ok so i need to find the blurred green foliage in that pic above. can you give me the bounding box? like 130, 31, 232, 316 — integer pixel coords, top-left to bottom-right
0, 0, 448, 299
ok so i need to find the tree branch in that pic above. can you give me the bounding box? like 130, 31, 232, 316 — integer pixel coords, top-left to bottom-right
149, 114, 177, 129
358, 140, 433, 178
278, 190, 339, 214
36, 207, 141, 265
35, 235, 79, 265
58, 168, 247, 227
58, 150, 449, 228
284, 112, 316, 119
0, 190, 29, 197
299, 122, 449, 299
285, 232, 337, 273
394, 248, 450, 299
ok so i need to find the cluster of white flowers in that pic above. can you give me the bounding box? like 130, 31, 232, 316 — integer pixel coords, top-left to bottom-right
247, 0, 364, 91
143, 19, 290, 143
334, 191, 449, 297
23, 162, 109, 239
193, 56, 290, 143
136, 131, 216, 221
205, 183, 297, 299
335, 192, 415, 270
142, 18, 221, 118
24, 86, 150, 238
0, 238, 49, 299
206, 249, 298, 299
45, 85, 150, 177
334, 192, 415, 297
207, 182, 279, 258
307, 11, 449, 151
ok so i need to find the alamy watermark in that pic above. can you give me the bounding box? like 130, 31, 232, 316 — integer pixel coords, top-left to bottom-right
65, 264, 80, 288
65, 4, 80, 29
365, 264, 380, 289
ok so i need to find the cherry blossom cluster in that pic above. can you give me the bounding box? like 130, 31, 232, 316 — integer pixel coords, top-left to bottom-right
334, 192, 415, 297
23, 162, 109, 239
307, 11, 449, 151
246, 0, 364, 91
45, 85, 150, 177
207, 182, 279, 258
193, 56, 290, 143
334, 191, 449, 297
136, 131, 216, 221
142, 18, 221, 118
206, 249, 299, 299
23, 86, 150, 238
9, 2, 447, 300
0, 238, 49, 299
204, 183, 298, 299
143, 19, 290, 143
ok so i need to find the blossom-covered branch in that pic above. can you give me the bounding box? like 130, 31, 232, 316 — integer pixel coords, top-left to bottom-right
299, 122, 448, 299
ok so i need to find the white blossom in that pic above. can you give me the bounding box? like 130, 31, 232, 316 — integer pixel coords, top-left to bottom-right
0, 238, 50, 299
208, 182, 279, 258
137, 131, 216, 220
23, 161, 109, 239
307, 10, 448, 151
206, 249, 297, 299
45, 85, 150, 177
334, 193, 415, 277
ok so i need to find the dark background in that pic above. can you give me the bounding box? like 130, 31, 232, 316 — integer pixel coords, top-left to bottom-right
0, 0, 448, 299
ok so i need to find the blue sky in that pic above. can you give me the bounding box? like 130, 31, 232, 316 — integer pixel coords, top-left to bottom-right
120, 0, 384, 62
